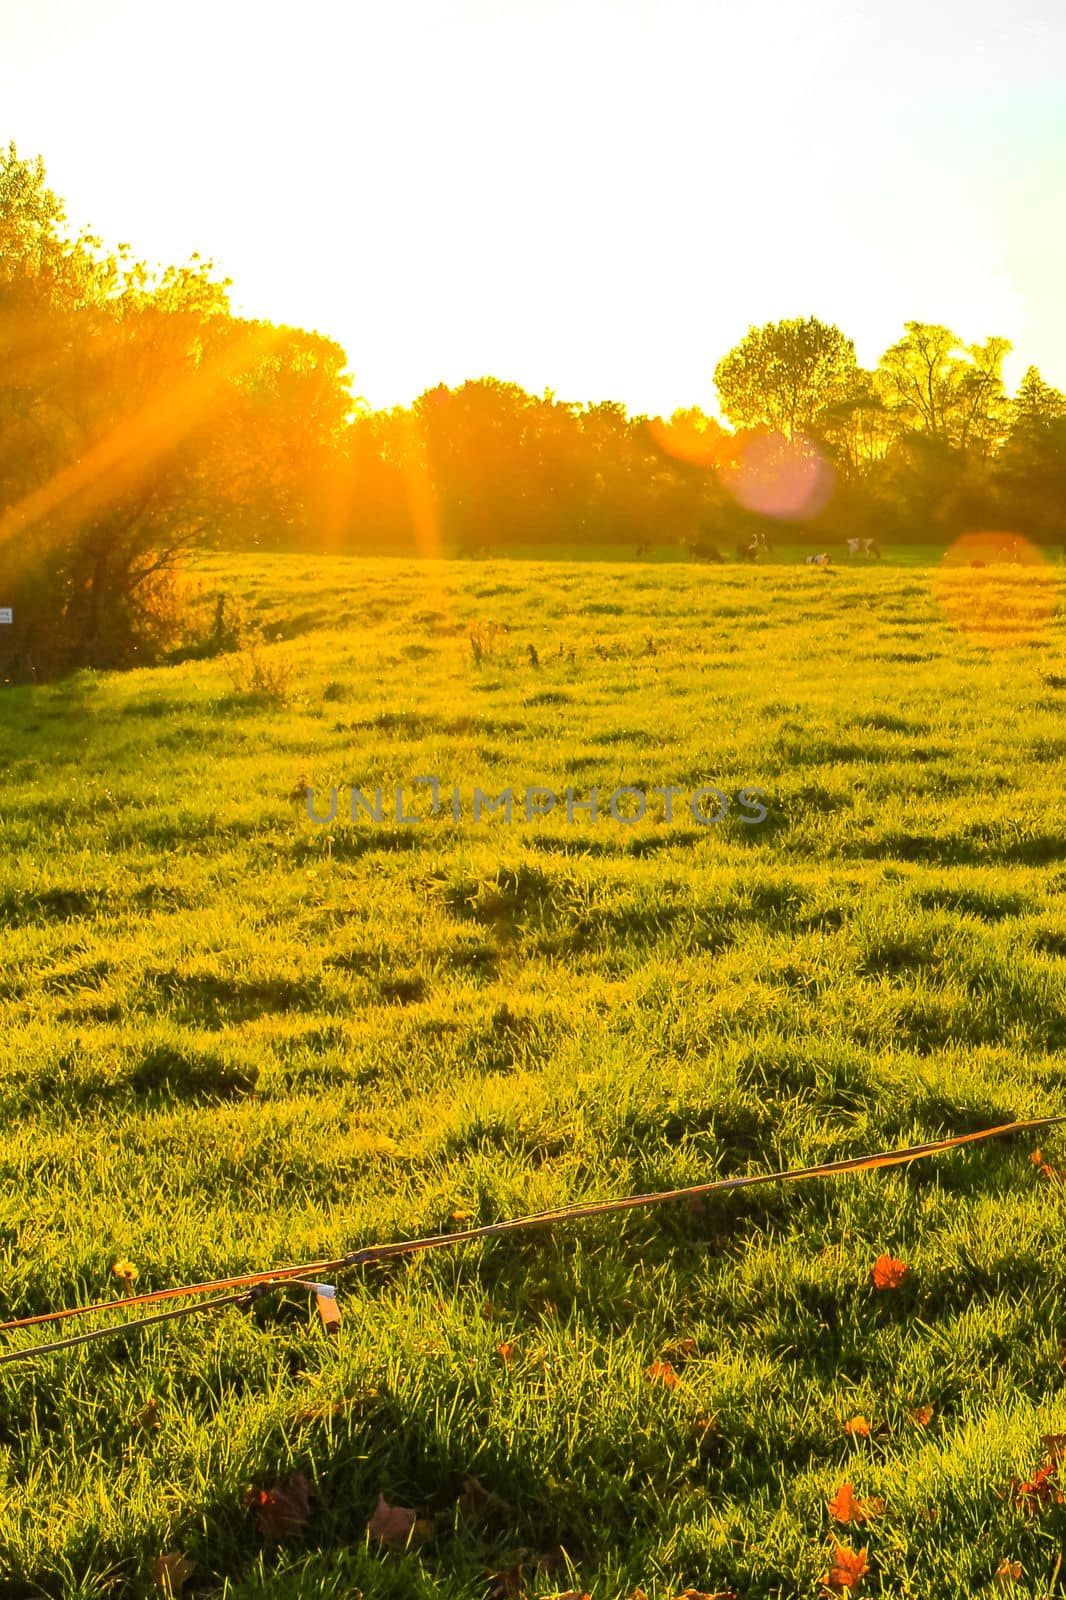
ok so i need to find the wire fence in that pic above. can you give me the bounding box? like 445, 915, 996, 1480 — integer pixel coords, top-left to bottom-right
1, 1113, 1061, 1368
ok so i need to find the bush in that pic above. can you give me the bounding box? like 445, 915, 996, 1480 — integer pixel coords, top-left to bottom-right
225, 635, 293, 700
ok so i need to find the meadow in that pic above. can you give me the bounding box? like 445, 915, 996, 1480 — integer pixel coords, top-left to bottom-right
1, 549, 1065, 1600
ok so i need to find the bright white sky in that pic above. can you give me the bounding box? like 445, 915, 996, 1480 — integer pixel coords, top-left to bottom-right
2, 0, 1064, 416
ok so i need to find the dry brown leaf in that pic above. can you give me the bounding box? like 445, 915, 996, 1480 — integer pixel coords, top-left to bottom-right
496, 1342, 516, 1365
827, 1482, 884, 1525
907, 1404, 934, 1426
152, 1551, 194, 1595
646, 1359, 679, 1389
669, 1590, 737, 1600
1040, 1433, 1066, 1463
994, 1558, 1023, 1585
487, 1560, 526, 1599
823, 1541, 870, 1593
458, 1475, 510, 1522
870, 1254, 909, 1290
661, 1337, 697, 1362
843, 1415, 872, 1438
1031, 1149, 1065, 1182
367, 1492, 434, 1549
244, 1472, 312, 1541
135, 1397, 161, 1434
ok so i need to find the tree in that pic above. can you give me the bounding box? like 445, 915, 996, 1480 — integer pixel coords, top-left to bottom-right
713, 316, 860, 440
992, 366, 1066, 539
1009, 365, 1066, 442
0, 147, 357, 680
875, 322, 1011, 456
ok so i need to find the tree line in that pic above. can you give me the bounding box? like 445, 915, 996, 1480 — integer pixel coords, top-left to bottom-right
2, 145, 1064, 679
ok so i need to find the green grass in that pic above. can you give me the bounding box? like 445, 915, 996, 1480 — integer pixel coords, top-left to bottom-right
1, 551, 1065, 1599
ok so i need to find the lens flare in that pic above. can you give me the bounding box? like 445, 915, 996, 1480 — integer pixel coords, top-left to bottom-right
931, 532, 1057, 648
719, 430, 834, 521
646, 413, 724, 468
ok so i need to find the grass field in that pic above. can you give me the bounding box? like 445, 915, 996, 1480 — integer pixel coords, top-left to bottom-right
2, 550, 1066, 1599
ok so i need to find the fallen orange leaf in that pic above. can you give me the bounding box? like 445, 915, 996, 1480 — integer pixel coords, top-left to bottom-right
870, 1254, 909, 1290
243, 1472, 311, 1541
646, 1359, 679, 1389
1010, 1462, 1063, 1515
994, 1558, 1023, 1585
152, 1551, 194, 1595
907, 1403, 934, 1426
823, 1541, 870, 1593
1031, 1149, 1065, 1182
496, 1342, 516, 1365
827, 1482, 884, 1525
367, 1492, 434, 1549
843, 1415, 872, 1438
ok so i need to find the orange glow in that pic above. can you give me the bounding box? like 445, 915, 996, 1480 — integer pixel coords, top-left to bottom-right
646, 413, 724, 468
931, 532, 1057, 648
0, 320, 289, 546
718, 430, 835, 521
396, 412, 444, 562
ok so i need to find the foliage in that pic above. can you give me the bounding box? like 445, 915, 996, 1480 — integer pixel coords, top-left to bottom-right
0, 145, 354, 681
713, 316, 860, 441
3, 146, 1065, 692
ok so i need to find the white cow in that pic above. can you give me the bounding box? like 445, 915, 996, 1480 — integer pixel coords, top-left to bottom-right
846, 537, 881, 558
806, 551, 831, 567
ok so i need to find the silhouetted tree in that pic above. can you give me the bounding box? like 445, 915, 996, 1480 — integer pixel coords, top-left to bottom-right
714, 317, 860, 440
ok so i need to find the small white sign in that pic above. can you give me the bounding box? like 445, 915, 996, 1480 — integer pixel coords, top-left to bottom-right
0, 609, 11, 625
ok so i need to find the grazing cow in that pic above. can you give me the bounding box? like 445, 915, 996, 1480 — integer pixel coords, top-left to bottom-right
737, 529, 771, 561
686, 539, 724, 562
805, 552, 831, 567
846, 537, 881, 558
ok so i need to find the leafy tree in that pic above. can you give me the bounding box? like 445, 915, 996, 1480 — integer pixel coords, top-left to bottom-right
875, 322, 1011, 456
0, 147, 356, 680
713, 317, 859, 440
